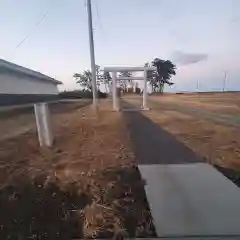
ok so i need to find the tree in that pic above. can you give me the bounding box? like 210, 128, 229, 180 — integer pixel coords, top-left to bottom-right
74, 70, 92, 91
118, 71, 132, 92
95, 65, 101, 80
152, 58, 176, 93
95, 65, 102, 90
74, 65, 103, 92
95, 65, 112, 93
103, 71, 112, 93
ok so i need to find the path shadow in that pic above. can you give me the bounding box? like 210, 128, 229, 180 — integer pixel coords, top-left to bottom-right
0, 176, 91, 239
122, 103, 203, 165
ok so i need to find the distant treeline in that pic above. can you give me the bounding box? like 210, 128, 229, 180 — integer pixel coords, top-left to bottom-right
59, 90, 107, 99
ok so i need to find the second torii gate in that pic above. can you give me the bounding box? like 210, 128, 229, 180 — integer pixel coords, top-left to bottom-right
104, 66, 156, 111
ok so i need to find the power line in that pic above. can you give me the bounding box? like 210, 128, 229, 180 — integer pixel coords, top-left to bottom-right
15, 0, 57, 49
95, 0, 102, 29
93, 0, 104, 32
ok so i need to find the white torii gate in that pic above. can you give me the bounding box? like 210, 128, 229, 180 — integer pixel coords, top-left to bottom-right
104, 66, 156, 111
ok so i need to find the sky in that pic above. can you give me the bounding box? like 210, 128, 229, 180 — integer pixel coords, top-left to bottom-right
0, 0, 239, 92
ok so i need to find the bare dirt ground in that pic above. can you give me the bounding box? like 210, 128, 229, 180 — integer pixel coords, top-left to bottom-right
0, 100, 155, 239
142, 93, 240, 170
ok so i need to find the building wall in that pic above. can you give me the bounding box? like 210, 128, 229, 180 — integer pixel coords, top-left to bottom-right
0, 72, 59, 106
0, 72, 58, 94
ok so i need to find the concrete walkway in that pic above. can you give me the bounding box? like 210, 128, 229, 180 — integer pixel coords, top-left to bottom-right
139, 163, 240, 238
123, 104, 240, 238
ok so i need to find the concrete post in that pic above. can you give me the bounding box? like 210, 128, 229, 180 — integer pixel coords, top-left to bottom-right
112, 72, 119, 111
143, 70, 149, 110
34, 103, 53, 147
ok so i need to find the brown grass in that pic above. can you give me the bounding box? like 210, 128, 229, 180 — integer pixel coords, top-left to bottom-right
134, 93, 240, 169
0, 101, 155, 239
151, 92, 240, 115
0, 101, 91, 141
143, 108, 240, 169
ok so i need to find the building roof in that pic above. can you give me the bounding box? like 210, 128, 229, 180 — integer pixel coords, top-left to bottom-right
0, 59, 62, 84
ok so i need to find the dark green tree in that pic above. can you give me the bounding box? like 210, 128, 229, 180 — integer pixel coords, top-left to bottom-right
152, 58, 176, 93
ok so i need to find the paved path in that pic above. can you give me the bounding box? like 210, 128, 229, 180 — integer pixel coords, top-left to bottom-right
122, 102, 240, 239
124, 110, 203, 164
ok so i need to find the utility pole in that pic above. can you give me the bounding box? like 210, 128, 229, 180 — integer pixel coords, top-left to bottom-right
196, 79, 199, 92
87, 0, 97, 109
223, 71, 227, 92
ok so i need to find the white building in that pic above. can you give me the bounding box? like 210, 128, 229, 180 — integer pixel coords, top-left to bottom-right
0, 59, 62, 106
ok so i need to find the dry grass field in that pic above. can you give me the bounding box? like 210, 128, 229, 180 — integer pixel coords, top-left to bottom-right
0, 100, 91, 141
0, 100, 155, 239
151, 92, 240, 115
144, 92, 240, 169
1, 92, 239, 238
